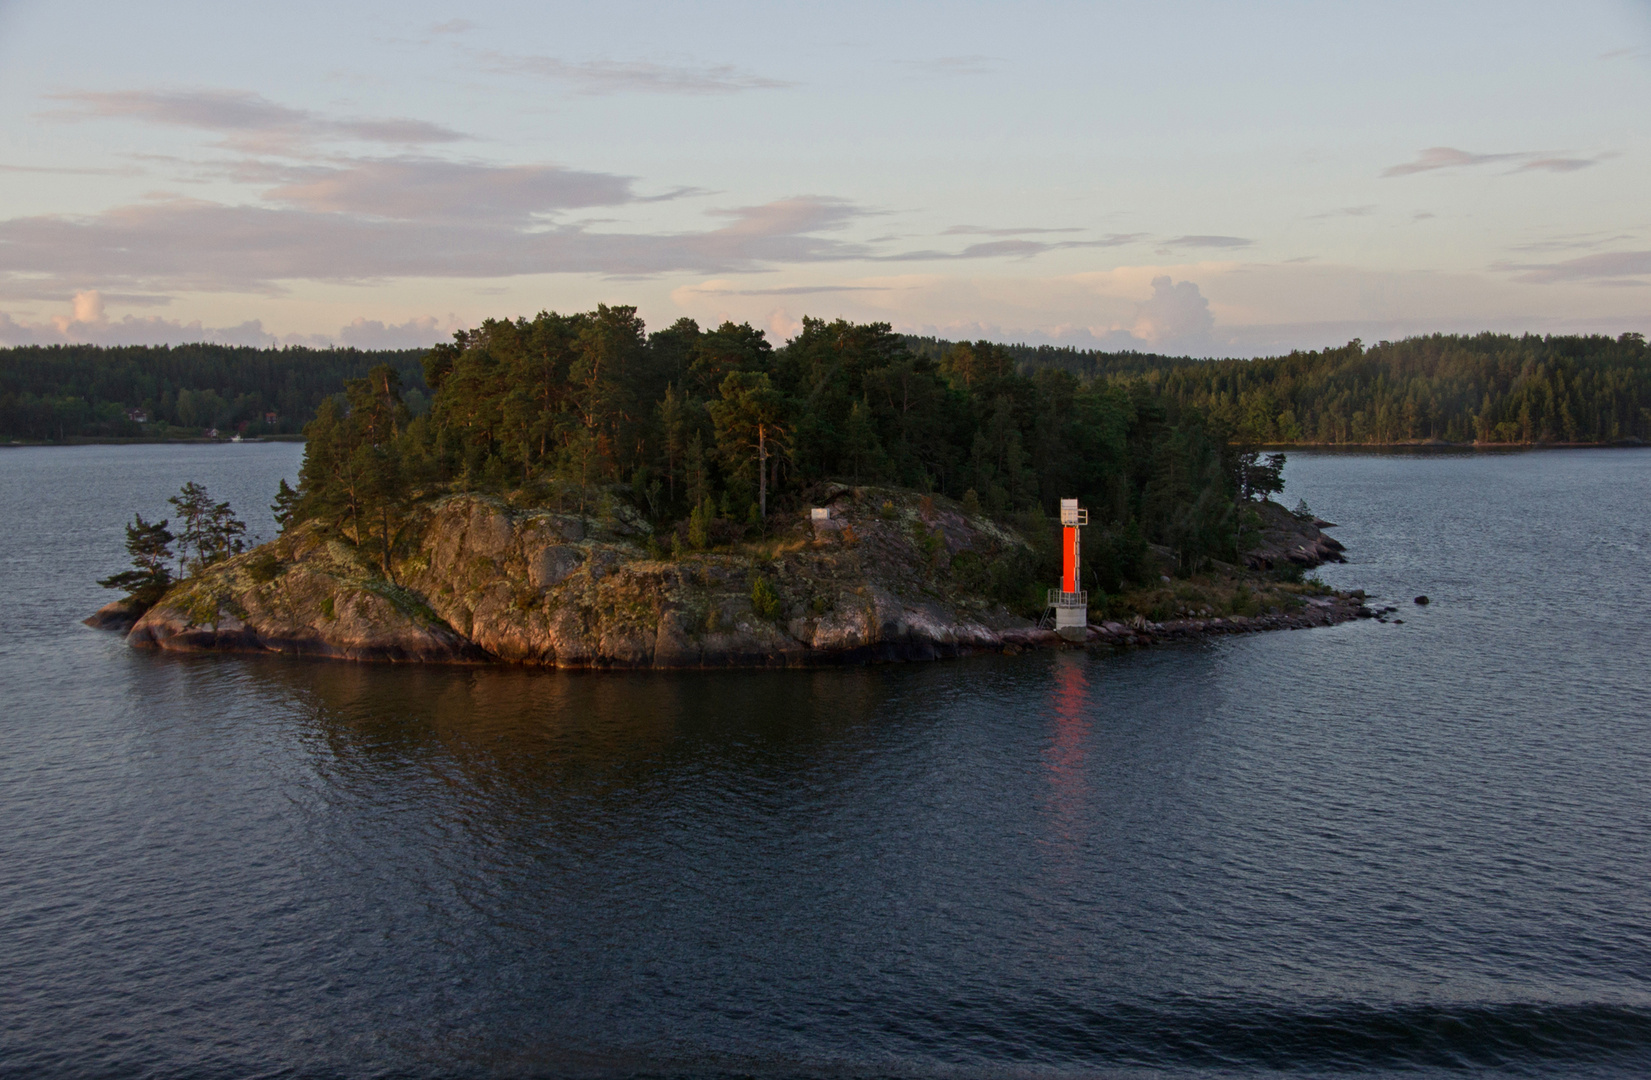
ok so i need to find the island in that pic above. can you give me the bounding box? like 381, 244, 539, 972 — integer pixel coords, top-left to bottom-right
87, 308, 1371, 667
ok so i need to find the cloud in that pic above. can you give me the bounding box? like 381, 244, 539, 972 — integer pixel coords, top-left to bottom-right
1383, 147, 1523, 176
1510, 231, 1638, 253
478, 53, 793, 94
882, 233, 1147, 262
943, 224, 1085, 236
0, 291, 279, 346
1163, 235, 1252, 248
669, 262, 1650, 360
0, 194, 875, 292
0, 290, 463, 348
430, 19, 476, 35
768, 309, 803, 341
1515, 156, 1597, 173
261, 158, 643, 221
674, 280, 894, 299
0, 162, 142, 176
337, 316, 452, 349
1308, 205, 1377, 219
47, 89, 468, 151
1129, 276, 1215, 352
1495, 250, 1651, 286
1382, 146, 1603, 177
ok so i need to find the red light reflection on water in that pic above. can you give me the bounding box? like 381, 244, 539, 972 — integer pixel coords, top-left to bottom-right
1041, 653, 1092, 854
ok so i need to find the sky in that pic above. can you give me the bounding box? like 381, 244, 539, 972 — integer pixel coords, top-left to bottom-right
0, 0, 1647, 357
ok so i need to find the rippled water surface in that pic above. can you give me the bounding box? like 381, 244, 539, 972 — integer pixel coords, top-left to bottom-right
2, 444, 1650, 1078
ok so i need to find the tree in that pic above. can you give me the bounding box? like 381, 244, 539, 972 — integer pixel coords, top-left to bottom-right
709, 371, 788, 521
98, 514, 175, 606
688, 321, 772, 397
287, 366, 414, 576
688, 494, 714, 550
843, 398, 883, 483
1237, 451, 1287, 501
168, 482, 247, 575
684, 431, 711, 509
657, 384, 691, 505
271, 478, 301, 531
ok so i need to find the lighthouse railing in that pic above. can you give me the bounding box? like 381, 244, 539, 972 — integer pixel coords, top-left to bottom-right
1047, 588, 1088, 608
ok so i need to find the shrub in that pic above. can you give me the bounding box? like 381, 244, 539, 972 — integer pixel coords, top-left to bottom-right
750, 576, 782, 619
950, 550, 989, 594
1270, 561, 1306, 583
246, 549, 283, 583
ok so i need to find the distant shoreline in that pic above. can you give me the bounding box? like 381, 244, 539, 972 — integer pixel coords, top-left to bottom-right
3, 434, 308, 447
11, 435, 1643, 451
1255, 439, 1645, 452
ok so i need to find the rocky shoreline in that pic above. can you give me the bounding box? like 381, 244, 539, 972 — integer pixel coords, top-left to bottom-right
88, 487, 1366, 668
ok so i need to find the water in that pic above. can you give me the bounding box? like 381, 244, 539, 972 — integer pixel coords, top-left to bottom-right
2, 444, 1649, 1078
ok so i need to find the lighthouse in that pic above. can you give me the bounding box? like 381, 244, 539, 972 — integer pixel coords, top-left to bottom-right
1049, 498, 1088, 641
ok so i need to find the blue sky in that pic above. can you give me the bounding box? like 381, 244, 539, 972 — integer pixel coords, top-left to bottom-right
0, 0, 1647, 355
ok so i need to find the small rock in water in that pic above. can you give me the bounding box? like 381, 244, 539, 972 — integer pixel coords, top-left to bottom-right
1414, 595, 1430, 605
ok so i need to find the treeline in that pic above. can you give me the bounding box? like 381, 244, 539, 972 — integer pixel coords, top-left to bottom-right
904, 336, 1203, 380
909, 331, 1650, 446
15, 330, 1644, 448
0, 343, 428, 440
1149, 333, 1651, 445
289, 307, 1266, 601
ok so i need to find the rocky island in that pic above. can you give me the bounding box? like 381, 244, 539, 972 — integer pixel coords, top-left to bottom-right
88, 307, 1369, 666
92, 485, 1361, 667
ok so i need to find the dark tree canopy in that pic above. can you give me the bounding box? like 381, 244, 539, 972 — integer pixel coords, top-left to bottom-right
283, 307, 1268, 591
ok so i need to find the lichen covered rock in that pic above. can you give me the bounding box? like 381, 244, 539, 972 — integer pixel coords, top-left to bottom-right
123, 488, 1037, 668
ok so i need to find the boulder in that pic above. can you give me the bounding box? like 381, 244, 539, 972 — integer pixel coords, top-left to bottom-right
83, 598, 147, 632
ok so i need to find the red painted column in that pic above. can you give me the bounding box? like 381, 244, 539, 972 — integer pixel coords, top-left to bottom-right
1062, 526, 1077, 593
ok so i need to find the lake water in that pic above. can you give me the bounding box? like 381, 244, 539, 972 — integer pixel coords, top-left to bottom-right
2, 444, 1649, 1079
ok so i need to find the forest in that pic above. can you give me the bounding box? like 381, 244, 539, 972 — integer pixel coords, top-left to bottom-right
6, 331, 1645, 449
285, 307, 1258, 597
0, 343, 427, 440
930, 331, 1650, 446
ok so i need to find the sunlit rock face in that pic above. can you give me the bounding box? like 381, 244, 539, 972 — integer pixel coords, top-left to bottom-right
122, 488, 1037, 668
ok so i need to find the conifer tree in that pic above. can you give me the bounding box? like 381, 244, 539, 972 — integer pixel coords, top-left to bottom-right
168, 482, 247, 575
271, 478, 301, 531
709, 371, 788, 520
98, 514, 175, 606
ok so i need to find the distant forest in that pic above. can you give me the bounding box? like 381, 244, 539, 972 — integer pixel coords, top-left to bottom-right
3, 328, 1647, 447
0, 343, 428, 440
914, 331, 1651, 445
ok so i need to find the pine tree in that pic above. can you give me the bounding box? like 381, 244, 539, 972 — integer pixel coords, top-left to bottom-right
168, 482, 246, 575
271, 478, 301, 531
98, 514, 175, 606
708, 371, 788, 520
688, 495, 714, 550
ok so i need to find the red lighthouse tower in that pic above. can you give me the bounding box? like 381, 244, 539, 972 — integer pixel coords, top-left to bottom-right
1049, 498, 1088, 640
